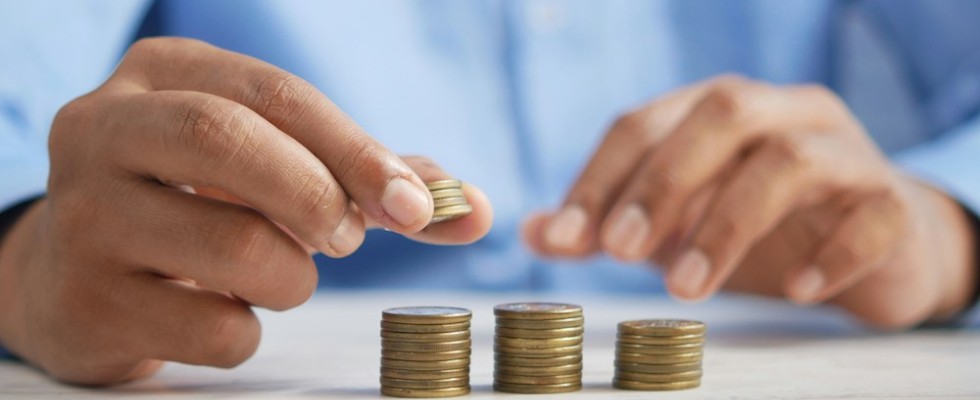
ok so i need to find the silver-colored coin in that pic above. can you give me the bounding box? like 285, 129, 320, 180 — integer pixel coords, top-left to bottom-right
493, 302, 583, 320
382, 307, 472, 324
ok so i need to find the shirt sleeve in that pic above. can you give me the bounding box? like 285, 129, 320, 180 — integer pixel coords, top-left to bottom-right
0, 0, 151, 213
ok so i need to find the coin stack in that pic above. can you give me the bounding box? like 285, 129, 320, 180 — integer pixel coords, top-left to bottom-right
380, 306, 472, 398
426, 179, 472, 224
493, 302, 584, 394
613, 319, 705, 391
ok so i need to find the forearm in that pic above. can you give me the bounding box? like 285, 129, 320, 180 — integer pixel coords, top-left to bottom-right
916, 182, 978, 322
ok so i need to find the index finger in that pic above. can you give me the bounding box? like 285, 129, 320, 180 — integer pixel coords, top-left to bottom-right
112, 37, 433, 234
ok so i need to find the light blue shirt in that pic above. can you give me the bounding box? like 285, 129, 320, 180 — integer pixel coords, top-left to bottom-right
2, 0, 980, 296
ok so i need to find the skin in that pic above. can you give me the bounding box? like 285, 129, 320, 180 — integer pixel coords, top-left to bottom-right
524, 76, 977, 330
0, 38, 493, 385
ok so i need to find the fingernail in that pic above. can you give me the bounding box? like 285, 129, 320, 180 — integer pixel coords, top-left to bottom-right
604, 204, 650, 261
544, 205, 588, 249
790, 266, 825, 304
327, 212, 362, 257
668, 249, 710, 299
381, 178, 431, 227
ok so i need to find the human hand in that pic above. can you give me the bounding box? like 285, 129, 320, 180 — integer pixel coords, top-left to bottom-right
0, 38, 492, 385
524, 76, 976, 329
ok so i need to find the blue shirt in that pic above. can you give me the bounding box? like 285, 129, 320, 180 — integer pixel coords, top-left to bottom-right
2, 0, 980, 296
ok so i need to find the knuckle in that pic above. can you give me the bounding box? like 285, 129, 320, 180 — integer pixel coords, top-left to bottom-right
202, 308, 261, 368
292, 172, 347, 233
224, 213, 276, 268
762, 136, 810, 172
332, 136, 384, 184
643, 166, 691, 197
251, 73, 315, 120
700, 212, 744, 247
709, 73, 751, 87
698, 85, 751, 124
831, 240, 871, 268
609, 111, 650, 141
175, 99, 257, 168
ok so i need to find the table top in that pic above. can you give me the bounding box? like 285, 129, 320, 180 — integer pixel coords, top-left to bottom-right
1, 290, 978, 399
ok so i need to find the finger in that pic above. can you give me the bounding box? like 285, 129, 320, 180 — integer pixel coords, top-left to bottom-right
363, 156, 494, 245
602, 81, 848, 263
107, 182, 320, 311
112, 37, 432, 233
784, 192, 907, 304
105, 90, 364, 258
121, 276, 262, 368
529, 80, 718, 257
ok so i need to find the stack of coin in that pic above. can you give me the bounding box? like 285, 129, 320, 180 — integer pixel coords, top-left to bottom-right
613, 319, 705, 391
380, 307, 472, 398
426, 179, 472, 224
493, 302, 584, 394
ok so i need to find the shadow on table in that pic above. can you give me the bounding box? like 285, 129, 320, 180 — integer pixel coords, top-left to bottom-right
108, 378, 312, 395
708, 320, 875, 348
300, 383, 493, 398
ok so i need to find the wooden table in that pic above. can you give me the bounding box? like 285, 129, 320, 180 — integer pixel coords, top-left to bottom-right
2, 290, 977, 399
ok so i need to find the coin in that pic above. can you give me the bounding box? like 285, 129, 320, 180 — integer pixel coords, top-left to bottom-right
616, 342, 703, 355
382, 339, 471, 352
494, 343, 583, 357
614, 369, 703, 383
381, 330, 471, 342
617, 319, 706, 336
617, 333, 704, 345
496, 326, 584, 339
380, 385, 470, 398
381, 357, 470, 371
493, 302, 583, 320
380, 368, 469, 380
430, 204, 472, 223
495, 353, 583, 367
614, 361, 702, 374
494, 362, 583, 376
432, 196, 469, 208
613, 378, 701, 391
493, 382, 581, 394
381, 349, 471, 361
428, 188, 466, 200
496, 316, 584, 330
615, 351, 703, 364
381, 320, 470, 333
382, 307, 472, 325
380, 376, 469, 390
494, 372, 581, 385
425, 179, 462, 191
494, 335, 583, 349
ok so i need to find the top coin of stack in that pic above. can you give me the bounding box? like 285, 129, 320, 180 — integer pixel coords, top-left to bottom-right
493, 302, 585, 394
613, 319, 705, 391
426, 179, 472, 224
380, 307, 473, 398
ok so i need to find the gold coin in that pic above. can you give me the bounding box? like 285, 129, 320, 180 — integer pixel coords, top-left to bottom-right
613, 378, 701, 391
494, 343, 582, 357
428, 188, 466, 200
617, 333, 704, 346
615, 351, 703, 364
430, 204, 473, 222
425, 179, 463, 191
432, 196, 469, 208
617, 319, 705, 336
381, 320, 470, 333
616, 342, 703, 355
493, 302, 583, 320
494, 335, 583, 349
496, 326, 584, 339
380, 376, 469, 390
614, 369, 703, 383
493, 382, 581, 394
494, 372, 581, 385
614, 361, 701, 374
381, 357, 470, 371
380, 385, 470, 398
381, 349, 471, 361
382, 307, 472, 325
381, 330, 470, 342
494, 362, 582, 376
383, 339, 471, 352
495, 353, 583, 367
380, 367, 469, 380
496, 316, 584, 330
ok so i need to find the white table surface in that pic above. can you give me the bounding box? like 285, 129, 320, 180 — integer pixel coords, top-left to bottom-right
1, 290, 978, 399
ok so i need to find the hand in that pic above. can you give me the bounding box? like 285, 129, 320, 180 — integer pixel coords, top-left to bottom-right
0, 38, 492, 385
524, 75, 976, 329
